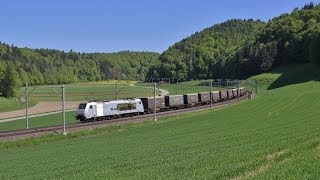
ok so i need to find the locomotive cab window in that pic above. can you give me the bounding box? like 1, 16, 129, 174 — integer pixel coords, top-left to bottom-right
78, 103, 87, 109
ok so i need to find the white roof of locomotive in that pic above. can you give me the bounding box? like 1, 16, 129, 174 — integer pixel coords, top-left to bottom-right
87, 99, 141, 104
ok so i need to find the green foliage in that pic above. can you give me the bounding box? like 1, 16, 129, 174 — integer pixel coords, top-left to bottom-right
0, 62, 19, 97
151, 19, 265, 81
309, 26, 320, 66
0, 97, 37, 113
0, 43, 159, 89
152, 3, 320, 80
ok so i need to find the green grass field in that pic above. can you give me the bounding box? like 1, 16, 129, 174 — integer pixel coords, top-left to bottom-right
0, 111, 77, 132
137, 80, 225, 95
17, 84, 159, 102
1, 63, 320, 179
0, 97, 37, 113
0, 83, 159, 113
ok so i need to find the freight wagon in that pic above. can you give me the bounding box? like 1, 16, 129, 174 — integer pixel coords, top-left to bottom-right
183, 93, 199, 107
232, 88, 238, 98
227, 89, 234, 99
140, 96, 166, 113
198, 92, 211, 105
220, 90, 228, 100
212, 91, 220, 102
165, 95, 185, 109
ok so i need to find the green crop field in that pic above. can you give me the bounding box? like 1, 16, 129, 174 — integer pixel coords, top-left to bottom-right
137, 80, 226, 95
16, 83, 159, 102
1, 63, 320, 179
0, 82, 160, 113
0, 97, 37, 113
0, 111, 77, 132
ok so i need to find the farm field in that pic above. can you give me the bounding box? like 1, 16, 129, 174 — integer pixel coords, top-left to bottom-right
0, 97, 37, 113
137, 80, 227, 95
16, 83, 159, 102
0, 64, 320, 178
0, 110, 77, 132
0, 82, 161, 113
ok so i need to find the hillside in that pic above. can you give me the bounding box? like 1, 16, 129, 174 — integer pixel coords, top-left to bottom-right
151, 3, 320, 81
0, 43, 159, 86
1, 64, 320, 179
149, 19, 265, 80
249, 63, 320, 89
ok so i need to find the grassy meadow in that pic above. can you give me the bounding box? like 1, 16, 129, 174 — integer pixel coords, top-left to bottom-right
0, 81, 158, 113
0, 110, 77, 132
0, 97, 37, 113
0, 63, 320, 178
137, 80, 228, 95
17, 83, 159, 102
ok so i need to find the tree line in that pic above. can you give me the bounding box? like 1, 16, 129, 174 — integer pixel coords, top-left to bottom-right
149, 3, 320, 81
0, 45, 159, 97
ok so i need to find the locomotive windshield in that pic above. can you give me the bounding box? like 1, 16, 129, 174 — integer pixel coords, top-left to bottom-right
78, 103, 87, 109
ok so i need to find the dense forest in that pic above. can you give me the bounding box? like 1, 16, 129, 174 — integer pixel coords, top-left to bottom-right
150, 3, 320, 81
0, 45, 159, 96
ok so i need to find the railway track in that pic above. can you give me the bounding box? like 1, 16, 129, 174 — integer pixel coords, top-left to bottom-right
0, 93, 249, 141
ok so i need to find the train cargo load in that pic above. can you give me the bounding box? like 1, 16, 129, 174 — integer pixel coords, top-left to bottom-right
165, 95, 185, 109
212, 91, 220, 102
183, 93, 199, 107
232, 88, 238, 98
140, 96, 166, 113
220, 90, 228, 100
227, 89, 233, 99
198, 92, 210, 104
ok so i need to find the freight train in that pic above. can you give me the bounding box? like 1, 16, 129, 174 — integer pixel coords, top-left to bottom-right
76, 87, 247, 122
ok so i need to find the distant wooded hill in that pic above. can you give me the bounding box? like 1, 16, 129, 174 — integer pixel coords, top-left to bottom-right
0, 44, 159, 86
150, 3, 320, 81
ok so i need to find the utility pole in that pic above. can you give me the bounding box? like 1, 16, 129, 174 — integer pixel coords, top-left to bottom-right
154, 83, 157, 121
238, 80, 240, 98
210, 81, 212, 110
62, 85, 66, 135
25, 81, 29, 129
61, 85, 67, 135
176, 80, 178, 95
115, 82, 118, 100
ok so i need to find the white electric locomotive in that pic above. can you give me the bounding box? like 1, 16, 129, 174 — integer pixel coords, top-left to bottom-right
76, 99, 144, 122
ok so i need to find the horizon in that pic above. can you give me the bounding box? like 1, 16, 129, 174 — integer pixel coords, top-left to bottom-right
1, 0, 319, 53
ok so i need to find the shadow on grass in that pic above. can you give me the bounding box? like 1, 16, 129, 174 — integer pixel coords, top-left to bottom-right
267, 63, 320, 90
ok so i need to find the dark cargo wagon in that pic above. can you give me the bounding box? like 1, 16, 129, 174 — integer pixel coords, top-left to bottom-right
140, 96, 166, 113
165, 95, 185, 109
212, 91, 220, 102
227, 89, 233, 99
198, 92, 210, 104
232, 89, 238, 98
220, 90, 228, 100
183, 93, 199, 107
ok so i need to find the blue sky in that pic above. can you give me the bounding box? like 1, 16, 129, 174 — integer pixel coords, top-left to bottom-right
0, 0, 319, 53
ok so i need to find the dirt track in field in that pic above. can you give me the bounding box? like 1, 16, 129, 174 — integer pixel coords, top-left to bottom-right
0, 101, 81, 120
